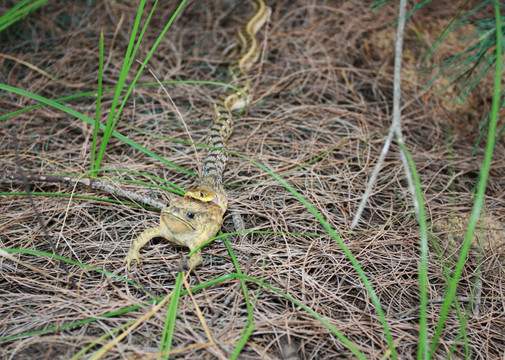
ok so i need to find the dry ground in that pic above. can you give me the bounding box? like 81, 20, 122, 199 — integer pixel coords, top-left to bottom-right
1, 0, 505, 359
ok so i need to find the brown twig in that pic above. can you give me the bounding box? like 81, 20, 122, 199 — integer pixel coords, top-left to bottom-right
0, 172, 166, 210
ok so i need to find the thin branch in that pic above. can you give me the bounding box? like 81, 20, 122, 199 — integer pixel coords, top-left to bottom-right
350, 0, 418, 228
0, 172, 166, 210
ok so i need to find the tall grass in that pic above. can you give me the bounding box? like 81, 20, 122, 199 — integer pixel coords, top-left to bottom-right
0, 0, 50, 33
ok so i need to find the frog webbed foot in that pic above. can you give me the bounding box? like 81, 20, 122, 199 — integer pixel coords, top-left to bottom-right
124, 226, 162, 271
123, 250, 145, 270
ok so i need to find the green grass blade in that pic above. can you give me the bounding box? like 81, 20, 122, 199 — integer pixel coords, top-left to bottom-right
0, 0, 33, 27
95, 0, 189, 170
234, 154, 397, 358
0, 83, 195, 177
84, 168, 184, 193
396, 142, 429, 360
91, 27, 105, 170
159, 272, 183, 359
126, 0, 159, 71
233, 273, 367, 359
2, 248, 149, 295
95, 0, 146, 167
0, 0, 50, 32
0, 191, 158, 210
105, 0, 191, 140
430, 3, 502, 356
0, 80, 243, 121
101, 0, 156, 146
220, 232, 255, 360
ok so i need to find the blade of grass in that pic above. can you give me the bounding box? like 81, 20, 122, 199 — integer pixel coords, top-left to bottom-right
96, 0, 154, 169
248, 142, 396, 357
1, 0, 33, 20
1, 168, 183, 196
0, 80, 244, 121
85, 168, 184, 193
231, 273, 367, 360
2, 248, 149, 294
0, 0, 50, 32
95, 0, 190, 170
429, 3, 502, 356
220, 231, 255, 360
94, 0, 146, 170
396, 142, 428, 360
0, 83, 195, 177
159, 272, 184, 359
0, 191, 159, 210
91, 27, 104, 170
125, 0, 160, 71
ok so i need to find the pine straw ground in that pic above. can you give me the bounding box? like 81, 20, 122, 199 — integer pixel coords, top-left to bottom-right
1, 1, 505, 359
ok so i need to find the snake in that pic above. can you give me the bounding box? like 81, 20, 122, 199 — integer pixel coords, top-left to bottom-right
184, 0, 270, 213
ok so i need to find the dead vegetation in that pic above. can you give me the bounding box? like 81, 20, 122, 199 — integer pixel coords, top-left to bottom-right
1, 0, 504, 359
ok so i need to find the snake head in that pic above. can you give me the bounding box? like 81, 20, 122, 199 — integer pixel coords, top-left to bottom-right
184, 187, 216, 203
184, 180, 228, 214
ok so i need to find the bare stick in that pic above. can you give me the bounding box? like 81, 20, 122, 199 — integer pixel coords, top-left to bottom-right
350, 0, 415, 229
0, 172, 165, 210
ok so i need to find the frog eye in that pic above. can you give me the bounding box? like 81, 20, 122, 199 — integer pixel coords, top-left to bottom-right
166, 201, 170, 207
186, 212, 195, 219
200, 192, 204, 197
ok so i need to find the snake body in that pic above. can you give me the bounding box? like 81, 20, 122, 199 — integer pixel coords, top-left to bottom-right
184, 0, 270, 213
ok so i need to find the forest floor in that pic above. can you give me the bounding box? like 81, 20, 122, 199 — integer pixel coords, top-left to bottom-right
1, 1, 504, 359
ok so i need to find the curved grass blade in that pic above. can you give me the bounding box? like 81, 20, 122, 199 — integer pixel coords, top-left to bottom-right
2, 248, 149, 295
0, 81, 244, 122
95, 0, 189, 169
0, 0, 50, 32
94, 0, 147, 169
429, 3, 502, 356
0, 83, 195, 177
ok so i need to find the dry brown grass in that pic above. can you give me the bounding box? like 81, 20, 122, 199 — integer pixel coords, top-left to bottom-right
1, 1, 505, 359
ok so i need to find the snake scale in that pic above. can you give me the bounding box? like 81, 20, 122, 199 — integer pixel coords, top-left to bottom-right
184, 0, 270, 213
124, 0, 270, 270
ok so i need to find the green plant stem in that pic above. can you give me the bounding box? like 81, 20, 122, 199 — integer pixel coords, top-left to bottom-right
94, 0, 189, 170
397, 142, 429, 360
159, 272, 183, 359
220, 232, 255, 360
0, 83, 195, 177
91, 28, 104, 170
0, 81, 243, 121
94, 0, 146, 169
429, 3, 502, 356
